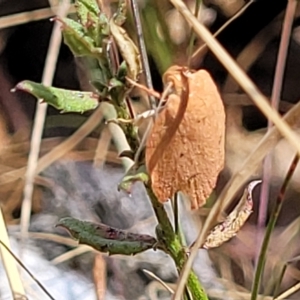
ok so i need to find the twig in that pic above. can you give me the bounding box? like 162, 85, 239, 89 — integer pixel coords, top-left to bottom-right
143, 269, 174, 294
130, 0, 156, 109
191, 0, 254, 65
93, 127, 112, 167
93, 254, 107, 300
51, 245, 92, 265
223, 11, 287, 93
0, 208, 26, 299
274, 281, 300, 300
258, 0, 298, 261
20, 0, 71, 250
0, 240, 55, 300
251, 153, 300, 300
0, 4, 75, 30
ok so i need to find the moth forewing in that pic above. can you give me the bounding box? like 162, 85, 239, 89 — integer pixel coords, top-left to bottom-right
145, 65, 226, 209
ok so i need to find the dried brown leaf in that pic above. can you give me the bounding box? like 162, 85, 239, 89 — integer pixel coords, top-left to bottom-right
145, 65, 225, 209
203, 180, 261, 249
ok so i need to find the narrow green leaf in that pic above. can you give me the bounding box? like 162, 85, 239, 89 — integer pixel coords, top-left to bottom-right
56, 217, 158, 256
14, 81, 99, 113
57, 17, 102, 57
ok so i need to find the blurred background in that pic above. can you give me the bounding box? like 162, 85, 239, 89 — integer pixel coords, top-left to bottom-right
1, 0, 300, 299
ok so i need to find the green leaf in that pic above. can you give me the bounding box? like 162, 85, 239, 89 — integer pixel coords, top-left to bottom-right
76, 0, 100, 17
56, 217, 158, 256
114, 0, 127, 26
57, 17, 102, 57
118, 166, 149, 194
14, 81, 99, 113
75, 0, 108, 46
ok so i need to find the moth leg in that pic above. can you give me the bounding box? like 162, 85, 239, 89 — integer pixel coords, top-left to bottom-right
126, 76, 161, 98
106, 108, 165, 126
105, 118, 134, 125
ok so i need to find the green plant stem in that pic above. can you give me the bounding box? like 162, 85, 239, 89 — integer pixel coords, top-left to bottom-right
145, 185, 208, 300
187, 0, 201, 67
100, 69, 207, 300
141, 4, 174, 73
251, 154, 299, 300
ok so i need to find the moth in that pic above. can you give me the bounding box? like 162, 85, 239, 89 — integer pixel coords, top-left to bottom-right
145, 65, 225, 209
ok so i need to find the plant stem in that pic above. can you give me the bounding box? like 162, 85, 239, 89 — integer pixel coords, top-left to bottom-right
251, 154, 299, 300
145, 184, 208, 300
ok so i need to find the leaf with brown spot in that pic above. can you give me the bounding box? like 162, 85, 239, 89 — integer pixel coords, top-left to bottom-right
145, 65, 225, 209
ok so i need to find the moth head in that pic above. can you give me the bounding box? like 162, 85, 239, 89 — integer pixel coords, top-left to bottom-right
162, 65, 194, 96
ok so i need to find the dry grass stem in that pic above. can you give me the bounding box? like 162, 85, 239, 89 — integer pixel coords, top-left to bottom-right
191, 0, 254, 63
143, 269, 174, 294
20, 0, 71, 246
51, 245, 92, 265
0, 208, 25, 298
0, 4, 76, 30
258, 0, 298, 260
93, 254, 107, 300
93, 127, 112, 167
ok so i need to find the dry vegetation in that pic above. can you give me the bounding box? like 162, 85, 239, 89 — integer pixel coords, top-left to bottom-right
0, 0, 300, 299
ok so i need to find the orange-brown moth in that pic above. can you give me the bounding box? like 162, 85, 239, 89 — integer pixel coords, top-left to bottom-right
145, 65, 225, 209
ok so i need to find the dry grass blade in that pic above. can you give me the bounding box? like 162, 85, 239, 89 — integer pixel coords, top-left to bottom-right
51, 245, 92, 265
258, 0, 298, 262
12, 231, 79, 247
0, 208, 25, 299
251, 154, 300, 300
275, 282, 300, 300
0, 239, 55, 300
93, 254, 107, 300
20, 0, 71, 247
0, 4, 76, 30
191, 0, 254, 63
93, 127, 112, 167
143, 269, 174, 294
170, 0, 300, 156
